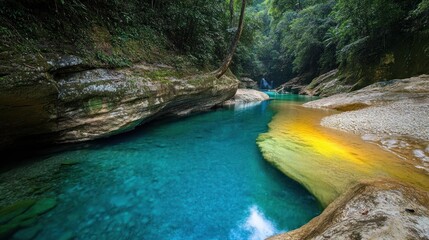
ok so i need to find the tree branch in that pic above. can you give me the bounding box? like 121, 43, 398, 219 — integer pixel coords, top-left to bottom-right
216, 0, 246, 78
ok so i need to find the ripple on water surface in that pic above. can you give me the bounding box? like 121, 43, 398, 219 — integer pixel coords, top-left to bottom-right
1, 100, 321, 240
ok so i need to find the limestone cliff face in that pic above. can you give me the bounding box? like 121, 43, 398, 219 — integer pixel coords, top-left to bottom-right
0, 55, 238, 150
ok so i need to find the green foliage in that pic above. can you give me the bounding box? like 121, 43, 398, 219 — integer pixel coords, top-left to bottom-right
2, 0, 428, 85
287, 1, 336, 73
150, 1, 230, 67
95, 52, 132, 67
333, 0, 405, 65
234, 0, 429, 87
0, 0, 233, 69
235, 0, 337, 83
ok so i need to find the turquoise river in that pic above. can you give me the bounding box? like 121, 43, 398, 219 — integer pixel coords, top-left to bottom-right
0, 96, 322, 240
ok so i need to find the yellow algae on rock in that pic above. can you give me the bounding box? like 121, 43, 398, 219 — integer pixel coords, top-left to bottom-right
257, 102, 429, 207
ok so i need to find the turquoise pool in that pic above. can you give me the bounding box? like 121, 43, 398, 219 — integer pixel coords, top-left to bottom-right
2, 100, 321, 240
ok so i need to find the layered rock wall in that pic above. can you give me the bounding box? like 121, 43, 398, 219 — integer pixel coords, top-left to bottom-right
0, 55, 238, 150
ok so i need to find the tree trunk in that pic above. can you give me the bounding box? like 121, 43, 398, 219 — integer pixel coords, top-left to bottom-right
216, 0, 246, 79
229, 0, 234, 25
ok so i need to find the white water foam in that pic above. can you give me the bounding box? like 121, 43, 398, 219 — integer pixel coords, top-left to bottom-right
230, 205, 281, 240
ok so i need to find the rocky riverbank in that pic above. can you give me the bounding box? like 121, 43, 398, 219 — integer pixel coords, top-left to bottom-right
0, 55, 238, 152
270, 180, 429, 240
304, 75, 429, 172
269, 75, 429, 239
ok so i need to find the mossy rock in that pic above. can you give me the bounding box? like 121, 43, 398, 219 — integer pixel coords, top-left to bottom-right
60, 160, 81, 166
10, 198, 57, 224
12, 225, 42, 240
0, 198, 57, 239
0, 222, 21, 239
0, 200, 36, 225
0, 219, 37, 240
58, 231, 75, 240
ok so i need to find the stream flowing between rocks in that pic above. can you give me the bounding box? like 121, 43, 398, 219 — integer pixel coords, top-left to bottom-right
1, 96, 322, 240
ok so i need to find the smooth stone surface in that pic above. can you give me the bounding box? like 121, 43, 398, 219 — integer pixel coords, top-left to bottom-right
223, 89, 269, 105
270, 180, 429, 240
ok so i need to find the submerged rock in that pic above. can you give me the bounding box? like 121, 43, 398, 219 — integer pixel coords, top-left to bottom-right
60, 160, 81, 166
0, 56, 238, 152
0, 200, 36, 225
0, 198, 56, 239
12, 225, 42, 240
57, 231, 75, 240
269, 180, 429, 240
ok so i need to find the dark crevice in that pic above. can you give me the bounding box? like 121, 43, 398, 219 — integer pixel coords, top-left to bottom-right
50, 65, 97, 79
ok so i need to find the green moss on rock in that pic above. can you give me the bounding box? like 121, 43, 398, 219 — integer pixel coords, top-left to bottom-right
12, 225, 42, 240
0, 200, 36, 225
0, 198, 57, 239
84, 98, 104, 113
60, 160, 82, 166
10, 198, 57, 224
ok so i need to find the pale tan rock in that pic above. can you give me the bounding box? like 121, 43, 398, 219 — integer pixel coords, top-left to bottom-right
270, 180, 429, 240
304, 75, 429, 111
0, 57, 238, 150
223, 89, 269, 105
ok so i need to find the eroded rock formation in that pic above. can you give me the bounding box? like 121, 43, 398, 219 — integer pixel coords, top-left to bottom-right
0, 55, 238, 150
270, 180, 429, 240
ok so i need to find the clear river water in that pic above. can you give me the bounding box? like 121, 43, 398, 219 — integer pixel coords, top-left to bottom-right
0, 96, 323, 239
